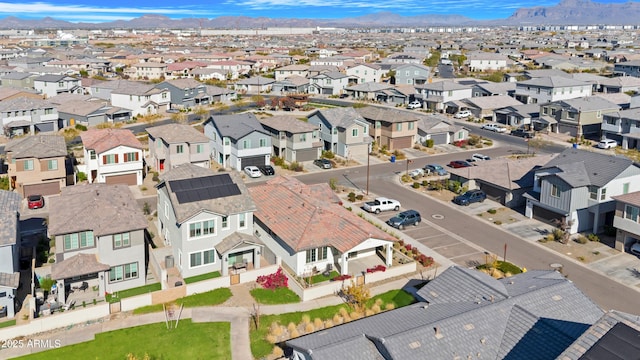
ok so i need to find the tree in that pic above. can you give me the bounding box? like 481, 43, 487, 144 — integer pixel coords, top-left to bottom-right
341, 280, 371, 312
527, 136, 552, 154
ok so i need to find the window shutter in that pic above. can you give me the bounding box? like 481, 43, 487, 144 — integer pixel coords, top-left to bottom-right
135, 152, 139, 161
102, 155, 107, 163
115, 154, 119, 163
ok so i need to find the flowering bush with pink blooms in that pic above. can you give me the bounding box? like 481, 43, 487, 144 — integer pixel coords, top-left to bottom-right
256, 267, 288, 290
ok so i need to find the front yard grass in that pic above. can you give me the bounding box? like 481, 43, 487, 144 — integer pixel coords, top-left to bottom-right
18, 320, 230, 360
183, 271, 222, 284
132, 288, 232, 315
307, 271, 339, 285
106, 283, 162, 303
250, 287, 300, 304
0, 319, 16, 328
250, 289, 415, 359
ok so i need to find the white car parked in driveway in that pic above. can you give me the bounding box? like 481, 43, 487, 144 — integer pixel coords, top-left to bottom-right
597, 138, 617, 149
244, 166, 262, 178
407, 100, 422, 109
408, 168, 425, 178
481, 123, 507, 133
454, 110, 472, 119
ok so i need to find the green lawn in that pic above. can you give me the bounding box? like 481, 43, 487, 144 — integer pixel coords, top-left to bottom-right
18, 320, 230, 360
0, 319, 16, 328
250, 289, 416, 359
106, 283, 162, 303
183, 271, 222, 284
306, 271, 339, 285
132, 288, 233, 315
477, 260, 523, 275
250, 287, 300, 305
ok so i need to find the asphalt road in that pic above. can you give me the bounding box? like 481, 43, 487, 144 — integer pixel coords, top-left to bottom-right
295, 147, 639, 314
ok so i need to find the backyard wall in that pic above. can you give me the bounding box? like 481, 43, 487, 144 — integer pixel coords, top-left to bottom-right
120, 293, 153, 312
364, 261, 417, 284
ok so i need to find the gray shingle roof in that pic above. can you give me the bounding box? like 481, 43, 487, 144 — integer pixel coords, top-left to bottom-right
5, 134, 67, 159
205, 112, 268, 141
0, 97, 52, 112
51, 253, 110, 280
0, 190, 20, 247
355, 106, 420, 124
258, 115, 319, 134
540, 148, 636, 187
146, 123, 209, 144
518, 76, 590, 88
308, 107, 366, 129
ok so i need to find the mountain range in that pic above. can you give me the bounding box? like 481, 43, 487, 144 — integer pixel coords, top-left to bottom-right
0, 0, 637, 29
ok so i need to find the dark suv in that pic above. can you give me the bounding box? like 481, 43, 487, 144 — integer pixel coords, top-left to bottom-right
387, 210, 421, 229
453, 189, 487, 206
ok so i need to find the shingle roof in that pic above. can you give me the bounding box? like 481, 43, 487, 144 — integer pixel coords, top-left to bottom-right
51, 253, 110, 280
540, 148, 636, 187
5, 134, 67, 159
48, 183, 148, 236
249, 176, 395, 253
612, 190, 640, 206
216, 232, 263, 255
146, 123, 209, 144
355, 106, 420, 124
80, 128, 143, 154
308, 107, 366, 130
205, 112, 267, 140
518, 76, 590, 88
0, 190, 20, 247
0, 97, 52, 112
258, 115, 319, 133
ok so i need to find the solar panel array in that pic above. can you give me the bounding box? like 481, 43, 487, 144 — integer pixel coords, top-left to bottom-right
170, 173, 241, 204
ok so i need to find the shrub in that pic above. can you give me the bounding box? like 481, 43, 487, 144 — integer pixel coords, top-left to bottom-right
411, 248, 418, 255
332, 274, 352, 281
272, 156, 285, 166
256, 268, 288, 290
494, 220, 502, 225
422, 180, 429, 187
401, 174, 411, 183
412, 182, 421, 189
355, 194, 364, 201
575, 236, 588, 244
289, 161, 304, 172
152, 172, 159, 182
577, 256, 586, 262
587, 233, 600, 242
552, 229, 565, 241
405, 244, 412, 251
74, 123, 87, 131
347, 192, 356, 202
487, 208, 497, 214
77, 171, 88, 182
398, 240, 404, 247
424, 139, 434, 148
322, 150, 335, 159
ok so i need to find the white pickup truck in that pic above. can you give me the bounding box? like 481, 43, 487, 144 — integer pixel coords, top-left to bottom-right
363, 197, 401, 214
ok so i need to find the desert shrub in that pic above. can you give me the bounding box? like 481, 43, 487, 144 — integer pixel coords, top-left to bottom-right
424, 139, 434, 148
552, 229, 565, 241
371, 304, 381, 313
301, 314, 310, 324
385, 303, 395, 310
347, 192, 356, 202
287, 322, 296, 333
422, 180, 429, 187
487, 208, 497, 214
412, 182, 421, 189
74, 124, 88, 131
577, 256, 586, 262
266, 334, 277, 343
448, 181, 462, 194
304, 323, 315, 333
401, 174, 411, 183
575, 236, 588, 244
289, 161, 304, 172
322, 150, 335, 159
314, 318, 323, 329
587, 233, 600, 242
272, 156, 285, 166
324, 319, 334, 328
272, 347, 284, 357
332, 314, 342, 324
494, 220, 502, 225
356, 194, 364, 201
290, 329, 300, 338
398, 240, 404, 247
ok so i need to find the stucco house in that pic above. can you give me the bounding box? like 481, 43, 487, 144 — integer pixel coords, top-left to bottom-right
0, 190, 21, 319
307, 107, 370, 159
308, 71, 350, 96
258, 115, 322, 163
80, 128, 145, 186
146, 123, 210, 172
355, 106, 418, 150
612, 191, 640, 254
416, 80, 473, 112
33, 74, 82, 99
536, 96, 619, 136
0, 97, 59, 136
514, 76, 593, 105
154, 78, 210, 110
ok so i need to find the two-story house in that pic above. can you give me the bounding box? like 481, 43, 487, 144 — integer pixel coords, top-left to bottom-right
156, 164, 262, 278
0, 97, 59, 136
465, 52, 511, 72
129, 62, 168, 80
537, 96, 619, 136
393, 63, 431, 86
307, 107, 370, 159
110, 82, 171, 117
0, 72, 38, 89
274, 64, 309, 81
416, 80, 473, 112
154, 78, 210, 110
258, 115, 322, 163
33, 74, 82, 99
355, 106, 418, 150
49, 184, 148, 305
233, 76, 274, 94
146, 123, 210, 172
0, 190, 21, 319
345, 63, 382, 85
612, 191, 640, 254
613, 60, 640, 77
524, 148, 640, 234
203, 113, 271, 171
5, 134, 69, 197
308, 71, 350, 96
80, 128, 145, 185
514, 76, 593, 104
601, 108, 640, 150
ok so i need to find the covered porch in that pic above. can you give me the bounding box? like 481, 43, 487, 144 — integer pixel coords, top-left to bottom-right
216, 232, 264, 276
51, 253, 110, 306
336, 239, 393, 276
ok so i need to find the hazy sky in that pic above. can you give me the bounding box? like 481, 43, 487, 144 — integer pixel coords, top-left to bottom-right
0, 0, 633, 23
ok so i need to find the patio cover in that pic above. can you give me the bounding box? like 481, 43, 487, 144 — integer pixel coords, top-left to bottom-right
533, 115, 558, 125
51, 253, 110, 280
216, 232, 263, 256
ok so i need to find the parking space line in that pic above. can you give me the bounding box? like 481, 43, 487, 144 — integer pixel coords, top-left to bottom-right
449, 251, 485, 260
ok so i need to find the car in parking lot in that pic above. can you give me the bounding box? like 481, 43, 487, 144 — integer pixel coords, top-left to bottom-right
313, 158, 333, 169
387, 210, 421, 229
454, 110, 472, 119
597, 138, 617, 149
448, 160, 474, 168
424, 164, 448, 176
510, 128, 534, 138
453, 189, 487, 206
258, 165, 275, 176
408, 168, 425, 178
244, 166, 262, 178
481, 123, 507, 133
407, 100, 422, 109
27, 194, 45, 209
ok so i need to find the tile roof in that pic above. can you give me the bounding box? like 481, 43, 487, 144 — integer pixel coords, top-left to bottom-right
612, 190, 640, 206
249, 176, 395, 253
205, 112, 268, 140
540, 148, 636, 188
54, 100, 106, 117
146, 123, 209, 144
48, 183, 148, 237
158, 164, 256, 224
5, 134, 67, 159
51, 253, 110, 280
0, 190, 20, 247
80, 128, 143, 154
258, 115, 319, 133
288, 266, 604, 360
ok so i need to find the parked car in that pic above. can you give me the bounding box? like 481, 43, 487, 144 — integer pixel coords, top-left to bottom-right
454, 110, 472, 119
313, 158, 333, 169
339, 93, 349, 99
424, 164, 448, 176
453, 189, 487, 206
481, 123, 507, 133
471, 153, 490, 161
597, 138, 617, 149
244, 166, 262, 178
408, 168, 425, 178
387, 210, 421, 229
363, 197, 401, 214
258, 165, 275, 176
510, 128, 534, 138
448, 160, 474, 168
630, 242, 640, 257
27, 194, 45, 209
407, 100, 422, 109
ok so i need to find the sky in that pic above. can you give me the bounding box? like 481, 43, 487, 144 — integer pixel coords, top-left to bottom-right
0, 0, 634, 23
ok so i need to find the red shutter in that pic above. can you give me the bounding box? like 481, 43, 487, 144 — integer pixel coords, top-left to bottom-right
115, 154, 119, 163
135, 152, 139, 161
102, 155, 107, 164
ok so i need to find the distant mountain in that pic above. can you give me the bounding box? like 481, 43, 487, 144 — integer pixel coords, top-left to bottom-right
0, 0, 639, 29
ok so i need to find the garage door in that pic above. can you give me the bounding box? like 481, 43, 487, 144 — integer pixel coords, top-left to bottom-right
430, 133, 449, 145
296, 148, 319, 162
105, 173, 137, 186
390, 136, 413, 150
24, 182, 60, 197
479, 184, 504, 205
240, 156, 266, 168
532, 205, 563, 225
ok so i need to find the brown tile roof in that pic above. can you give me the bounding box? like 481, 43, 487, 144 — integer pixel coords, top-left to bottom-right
80, 128, 143, 154
51, 253, 110, 280
612, 191, 640, 206
48, 183, 148, 236
249, 176, 395, 253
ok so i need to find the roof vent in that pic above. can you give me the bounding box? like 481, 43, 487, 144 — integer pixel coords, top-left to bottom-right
552, 295, 563, 301
463, 324, 475, 331
434, 327, 443, 339
480, 337, 486, 345
408, 341, 421, 349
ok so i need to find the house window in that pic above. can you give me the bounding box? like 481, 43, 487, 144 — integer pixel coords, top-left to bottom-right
189, 220, 215, 239
352, 128, 358, 137
243, 139, 251, 149
90, 150, 96, 160
625, 204, 639, 222
109, 262, 138, 283
605, 117, 617, 125
300, 133, 307, 142
103, 154, 117, 164
224, 137, 230, 146
305, 247, 328, 263
333, 128, 338, 135
124, 152, 139, 162
542, 107, 548, 115
259, 138, 267, 147
551, 184, 560, 198
189, 249, 216, 268
47, 159, 58, 170
239, 213, 247, 229
113, 232, 131, 249
196, 144, 204, 153
23, 159, 34, 171
596, 110, 602, 118
375, 121, 381, 129
222, 216, 229, 229
589, 185, 598, 200
600, 188, 607, 201
623, 183, 630, 194
567, 112, 575, 120
63, 231, 94, 251
396, 123, 402, 131
408, 122, 415, 130
176, 145, 184, 154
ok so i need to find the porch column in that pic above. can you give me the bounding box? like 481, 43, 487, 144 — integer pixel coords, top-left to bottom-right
592, 212, 600, 235
341, 253, 349, 275
57, 280, 66, 305
254, 249, 261, 270
525, 200, 533, 219
99, 271, 106, 296
221, 256, 228, 277
386, 244, 393, 268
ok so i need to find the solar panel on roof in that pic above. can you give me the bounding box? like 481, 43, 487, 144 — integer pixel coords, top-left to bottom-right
170, 174, 241, 204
